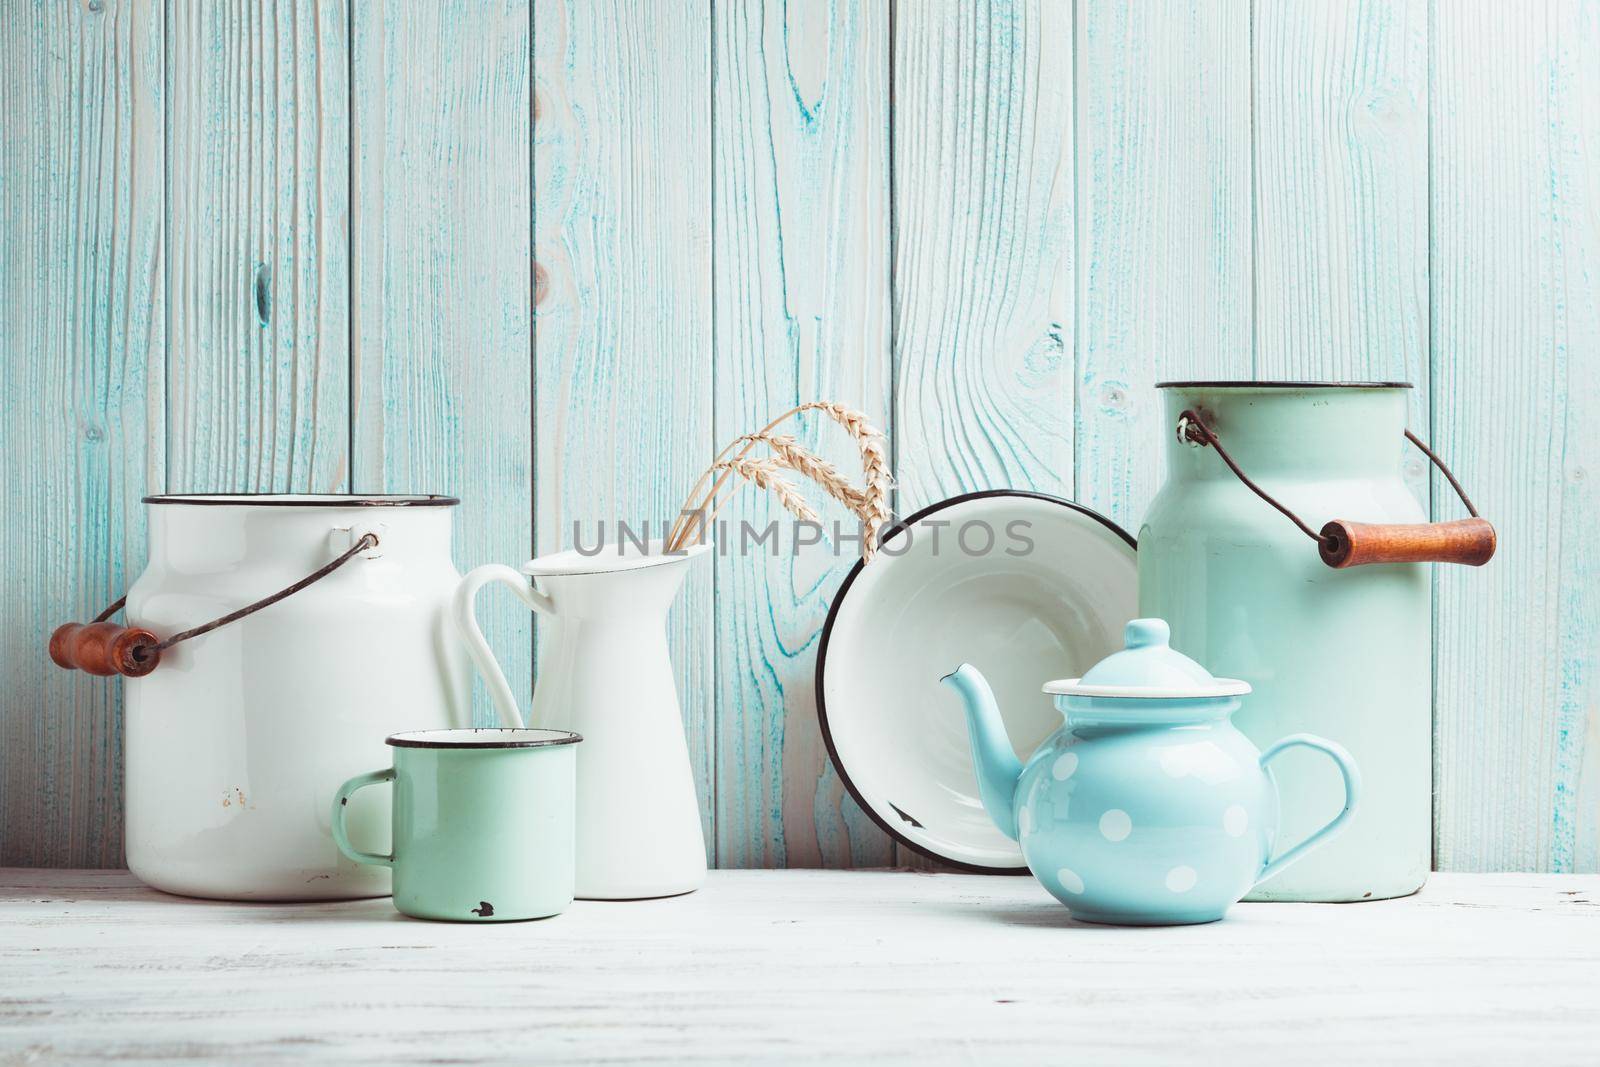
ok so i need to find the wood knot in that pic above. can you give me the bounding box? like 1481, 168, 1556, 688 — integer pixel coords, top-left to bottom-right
253, 263, 272, 326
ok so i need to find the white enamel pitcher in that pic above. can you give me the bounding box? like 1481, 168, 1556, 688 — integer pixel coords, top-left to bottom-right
454, 540, 709, 899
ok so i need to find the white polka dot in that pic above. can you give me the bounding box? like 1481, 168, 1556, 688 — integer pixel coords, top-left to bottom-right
1018, 806, 1032, 836
1166, 866, 1198, 893
1052, 751, 1078, 780
1223, 804, 1249, 837
1056, 867, 1084, 895
1099, 809, 1132, 841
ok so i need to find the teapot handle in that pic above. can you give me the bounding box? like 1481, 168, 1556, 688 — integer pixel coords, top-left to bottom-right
1254, 734, 1361, 887
452, 564, 556, 729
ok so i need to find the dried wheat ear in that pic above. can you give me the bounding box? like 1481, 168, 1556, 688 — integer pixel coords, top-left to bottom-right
669, 402, 892, 562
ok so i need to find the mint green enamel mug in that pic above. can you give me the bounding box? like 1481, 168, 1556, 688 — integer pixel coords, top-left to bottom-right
332, 728, 580, 922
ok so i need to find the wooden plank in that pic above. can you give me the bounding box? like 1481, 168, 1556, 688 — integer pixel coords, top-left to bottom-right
890, 0, 1074, 868
1432, 0, 1600, 872
0, 0, 163, 867
892, 0, 1075, 514
1253, 0, 1429, 499
534, 2, 713, 840
3, 868, 1599, 1063
1074, 0, 1253, 531
351, 0, 532, 726
711, 0, 893, 868
166, 0, 349, 492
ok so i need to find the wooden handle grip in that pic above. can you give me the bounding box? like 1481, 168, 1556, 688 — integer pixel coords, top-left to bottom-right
1318, 517, 1497, 569
49, 622, 161, 677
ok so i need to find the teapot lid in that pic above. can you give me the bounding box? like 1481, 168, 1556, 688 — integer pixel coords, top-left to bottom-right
1042, 618, 1250, 699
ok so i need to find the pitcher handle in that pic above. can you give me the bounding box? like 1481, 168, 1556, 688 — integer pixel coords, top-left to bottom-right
1254, 734, 1361, 887
452, 564, 555, 729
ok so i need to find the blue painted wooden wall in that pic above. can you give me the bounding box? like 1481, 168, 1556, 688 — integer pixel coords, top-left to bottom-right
2, 0, 1595, 873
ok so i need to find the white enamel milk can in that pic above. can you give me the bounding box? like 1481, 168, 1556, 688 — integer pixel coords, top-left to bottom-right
50, 495, 473, 901
1138, 383, 1495, 903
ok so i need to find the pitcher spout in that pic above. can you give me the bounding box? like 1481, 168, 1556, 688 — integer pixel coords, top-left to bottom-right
940, 664, 1023, 840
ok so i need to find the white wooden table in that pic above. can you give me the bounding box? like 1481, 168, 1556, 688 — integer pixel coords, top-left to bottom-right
2, 869, 1597, 1065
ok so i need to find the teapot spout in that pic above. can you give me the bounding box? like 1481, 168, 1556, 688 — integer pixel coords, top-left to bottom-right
940, 664, 1023, 840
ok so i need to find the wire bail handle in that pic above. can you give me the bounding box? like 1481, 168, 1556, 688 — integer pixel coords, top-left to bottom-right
48, 532, 380, 678
1175, 409, 1495, 569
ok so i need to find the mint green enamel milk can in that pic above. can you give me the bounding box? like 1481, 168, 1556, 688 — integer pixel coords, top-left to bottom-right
1138, 383, 1495, 903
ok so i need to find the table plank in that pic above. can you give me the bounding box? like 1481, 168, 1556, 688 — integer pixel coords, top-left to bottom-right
2, 869, 1596, 1065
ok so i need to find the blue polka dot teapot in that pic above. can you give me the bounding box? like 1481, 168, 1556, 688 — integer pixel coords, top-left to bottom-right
942, 618, 1360, 926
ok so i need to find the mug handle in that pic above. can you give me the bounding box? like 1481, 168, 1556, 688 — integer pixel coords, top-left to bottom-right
331, 768, 396, 868
452, 564, 556, 729
1254, 734, 1361, 887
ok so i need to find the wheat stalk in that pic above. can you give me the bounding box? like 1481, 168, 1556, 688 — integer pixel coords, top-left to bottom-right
668, 401, 892, 563
738, 433, 871, 513
707, 457, 819, 526
795, 403, 893, 562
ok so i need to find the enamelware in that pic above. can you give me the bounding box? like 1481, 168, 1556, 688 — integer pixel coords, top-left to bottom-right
1141, 382, 1490, 902
943, 618, 1360, 925
332, 728, 580, 922
119, 494, 472, 901
818, 491, 1137, 871
456, 539, 709, 899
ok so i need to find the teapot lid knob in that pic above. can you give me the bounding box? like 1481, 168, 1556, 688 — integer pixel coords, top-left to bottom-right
1124, 618, 1170, 649
1042, 616, 1250, 698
